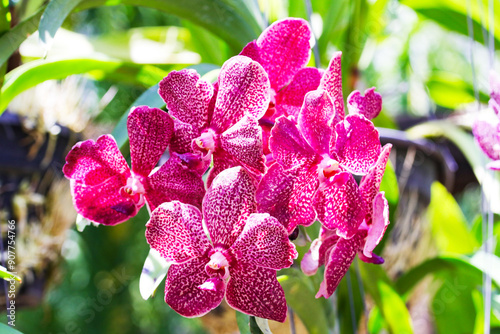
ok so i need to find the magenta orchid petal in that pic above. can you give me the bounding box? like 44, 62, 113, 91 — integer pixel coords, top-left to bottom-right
212, 56, 271, 132
487, 160, 500, 170
358, 251, 384, 264
334, 114, 381, 174
70, 176, 139, 226
301, 238, 323, 276
363, 192, 390, 258
319, 52, 344, 122
252, 18, 312, 92
146, 154, 205, 211
158, 69, 213, 129
63, 134, 129, 186
203, 167, 257, 248
128, 106, 173, 177
164, 258, 225, 317
206, 151, 239, 188
270, 116, 319, 169
298, 90, 335, 155
239, 40, 262, 63
347, 88, 383, 120
359, 144, 392, 216
256, 163, 298, 229
220, 114, 266, 174
230, 213, 297, 270
145, 201, 209, 264
169, 119, 201, 155
315, 233, 364, 298
226, 263, 287, 322
287, 165, 319, 232
314, 172, 365, 238
473, 120, 500, 160
275, 67, 323, 118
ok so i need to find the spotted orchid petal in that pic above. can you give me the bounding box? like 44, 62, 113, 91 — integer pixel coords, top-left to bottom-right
230, 213, 297, 270
275, 67, 323, 118
145, 201, 210, 264
164, 258, 225, 317
159, 69, 213, 129
212, 56, 271, 132
203, 167, 257, 248
363, 192, 390, 258
242, 18, 311, 92
287, 165, 319, 232
333, 115, 381, 174
63, 134, 129, 186
146, 154, 205, 211
359, 144, 392, 218
314, 172, 365, 238
220, 114, 266, 175
70, 176, 138, 225
301, 229, 339, 276
270, 116, 319, 170
206, 150, 239, 188
298, 90, 335, 155
315, 233, 364, 298
128, 106, 173, 177
473, 120, 500, 161
319, 52, 344, 122
347, 88, 382, 120
169, 119, 201, 155
226, 263, 287, 322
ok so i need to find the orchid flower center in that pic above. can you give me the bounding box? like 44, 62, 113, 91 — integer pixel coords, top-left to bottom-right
205, 250, 230, 280
194, 129, 217, 153
119, 173, 146, 206
318, 155, 340, 179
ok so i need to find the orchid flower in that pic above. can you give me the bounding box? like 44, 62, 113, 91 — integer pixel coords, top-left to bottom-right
145, 167, 297, 322
256, 86, 383, 234
159, 56, 270, 185
473, 71, 500, 170
301, 145, 392, 298
63, 106, 205, 225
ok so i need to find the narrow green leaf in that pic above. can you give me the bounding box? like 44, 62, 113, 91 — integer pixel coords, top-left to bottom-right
0, 265, 21, 282
39, 0, 83, 48
358, 262, 413, 334
254, 317, 272, 334
0, 323, 23, 334
428, 181, 479, 254
75, 0, 263, 51
0, 58, 167, 113
236, 311, 251, 334
0, 6, 44, 68
249, 316, 265, 334
279, 272, 331, 334
139, 248, 170, 300
367, 306, 386, 334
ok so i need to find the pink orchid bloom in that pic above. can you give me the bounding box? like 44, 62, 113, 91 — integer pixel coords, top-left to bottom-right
301, 145, 392, 298
159, 55, 271, 186
145, 167, 297, 322
473, 71, 500, 170
63, 106, 205, 225
256, 86, 384, 234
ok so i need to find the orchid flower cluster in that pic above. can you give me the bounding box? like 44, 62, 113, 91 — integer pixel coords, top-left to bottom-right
63, 18, 391, 322
473, 71, 500, 170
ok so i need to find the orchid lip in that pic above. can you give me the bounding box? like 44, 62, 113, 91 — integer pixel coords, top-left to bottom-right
194, 129, 217, 152
318, 155, 340, 179
205, 250, 230, 280
119, 173, 146, 205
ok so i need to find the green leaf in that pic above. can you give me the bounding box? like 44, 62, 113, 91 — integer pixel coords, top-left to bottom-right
0, 58, 168, 113
0, 6, 44, 68
254, 317, 272, 334
39, 0, 83, 48
139, 248, 170, 300
401, 0, 500, 46
279, 271, 331, 334
182, 20, 229, 66
358, 262, 413, 334
236, 311, 251, 334
0, 323, 23, 334
367, 306, 386, 334
426, 72, 489, 109
249, 316, 265, 334
0, 265, 22, 282
427, 181, 479, 254
75, 0, 263, 51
